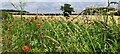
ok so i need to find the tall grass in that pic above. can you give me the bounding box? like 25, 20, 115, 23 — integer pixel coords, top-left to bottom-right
1, 1, 120, 53
1, 13, 120, 52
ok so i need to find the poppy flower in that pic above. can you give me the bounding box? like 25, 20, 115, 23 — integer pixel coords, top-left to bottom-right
51, 15, 54, 19
22, 46, 29, 51
84, 19, 88, 23
54, 22, 57, 24
66, 20, 69, 22
34, 16, 38, 20
1, 37, 4, 41
48, 16, 50, 18
26, 19, 29, 22
36, 24, 41, 28
29, 19, 32, 22
9, 23, 12, 28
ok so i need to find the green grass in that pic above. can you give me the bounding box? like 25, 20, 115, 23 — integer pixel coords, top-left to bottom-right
1, 15, 120, 53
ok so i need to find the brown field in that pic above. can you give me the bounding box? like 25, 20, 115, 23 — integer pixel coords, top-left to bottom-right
13, 15, 120, 24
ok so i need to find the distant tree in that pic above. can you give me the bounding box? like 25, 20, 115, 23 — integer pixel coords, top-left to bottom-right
60, 4, 74, 17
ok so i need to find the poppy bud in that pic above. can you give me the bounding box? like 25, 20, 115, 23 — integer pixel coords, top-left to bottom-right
22, 46, 29, 51
34, 16, 38, 20
30, 19, 32, 22
36, 24, 41, 28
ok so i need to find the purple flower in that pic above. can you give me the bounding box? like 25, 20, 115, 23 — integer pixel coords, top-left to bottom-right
84, 19, 88, 23
26, 33, 29, 37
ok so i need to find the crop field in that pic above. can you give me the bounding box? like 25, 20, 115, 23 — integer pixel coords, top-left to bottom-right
13, 15, 120, 24
1, 14, 120, 53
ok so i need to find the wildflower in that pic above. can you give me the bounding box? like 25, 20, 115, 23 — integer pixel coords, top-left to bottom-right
22, 46, 29, 51
54, 22, 57, 24
34, 16, 38, 20
84, 19, 88, 23
1, 37, 4, 41
26, 19, 29, 22
7, 28, 10, 31
91, 20, 95, 23
26, 33, 29, 37
9, 23, 13, 28
66, 20, 69, 22
29, 19, 32, 22
36, 24, 41, 28
48, 16, 50, 18
51, 15, 54, 19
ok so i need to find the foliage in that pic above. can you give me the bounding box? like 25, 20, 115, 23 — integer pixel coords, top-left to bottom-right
1, 14, 120, 52
1, 1, 120, 53
60, 4, 74, 17
0, 11, 13, 20
81, 7, 116, 15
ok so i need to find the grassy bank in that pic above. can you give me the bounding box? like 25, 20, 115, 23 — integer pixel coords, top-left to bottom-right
1, 14, 120, 53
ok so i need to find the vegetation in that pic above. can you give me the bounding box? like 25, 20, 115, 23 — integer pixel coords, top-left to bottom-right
11, 1, 27, 20
60, 4, 75, 17
0, 9, 28, 13
1, 1, 120, 53
0, 10, 29, 16
0, 11, 13, 20
81, 7, 120, 15
1, 13, 120, 53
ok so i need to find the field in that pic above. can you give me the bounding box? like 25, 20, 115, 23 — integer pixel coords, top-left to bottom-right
1, 14, 120, 53
13, 15, 120, 24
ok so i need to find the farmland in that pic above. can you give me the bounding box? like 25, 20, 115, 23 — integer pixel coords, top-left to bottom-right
13, 15, 119, 24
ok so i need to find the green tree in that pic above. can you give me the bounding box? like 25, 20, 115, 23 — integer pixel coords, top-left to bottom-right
60, 4, 74, 17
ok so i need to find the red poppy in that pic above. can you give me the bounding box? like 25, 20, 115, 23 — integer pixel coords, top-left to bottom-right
22, 46, 29, 51
51, 15, 54, 19
66, 20, 69, 22
1, 37, 4, 41
34, 16, 38, 20
29, 19, 32, 22
6, 28, 10, 33
9, 23, 12, 28
26, 19, 29, 22
48, 16, 50, 18
36, 24, 41, 28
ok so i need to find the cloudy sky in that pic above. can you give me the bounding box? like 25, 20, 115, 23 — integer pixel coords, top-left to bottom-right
0, 0, 119, 13
0, 0, 119, 2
